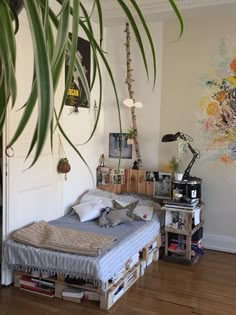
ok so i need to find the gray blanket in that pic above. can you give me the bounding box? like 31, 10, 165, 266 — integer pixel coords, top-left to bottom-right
12, 220, 116, 256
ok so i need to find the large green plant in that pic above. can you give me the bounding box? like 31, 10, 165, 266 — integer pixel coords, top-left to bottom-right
0, 0, 183, 171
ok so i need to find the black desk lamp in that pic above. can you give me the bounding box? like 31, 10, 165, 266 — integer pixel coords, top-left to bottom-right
162, 132, 200, 180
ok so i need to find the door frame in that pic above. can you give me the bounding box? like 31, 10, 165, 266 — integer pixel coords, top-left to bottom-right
1, 121, 13, 285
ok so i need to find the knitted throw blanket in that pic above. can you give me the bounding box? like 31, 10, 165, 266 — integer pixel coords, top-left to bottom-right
11, 221, 116, 256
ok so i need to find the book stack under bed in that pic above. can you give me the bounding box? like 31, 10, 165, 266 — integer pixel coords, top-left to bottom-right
17, 274, 100, 302
162, 198, 204, 264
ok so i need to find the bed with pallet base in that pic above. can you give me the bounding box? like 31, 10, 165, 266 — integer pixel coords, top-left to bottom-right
5, 169, 162, 310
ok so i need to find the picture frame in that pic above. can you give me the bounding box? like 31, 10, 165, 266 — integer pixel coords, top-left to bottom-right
108, 133, 132, 159
153, 172, 172, 199
110, 168, 125, 184
96, 167, 110, 186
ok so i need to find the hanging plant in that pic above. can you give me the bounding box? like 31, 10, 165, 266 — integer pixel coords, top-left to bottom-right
57, 158, 71, 180
0, 0, 183, 172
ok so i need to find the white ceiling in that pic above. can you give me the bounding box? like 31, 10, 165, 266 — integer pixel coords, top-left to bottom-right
85, 0, 236, 24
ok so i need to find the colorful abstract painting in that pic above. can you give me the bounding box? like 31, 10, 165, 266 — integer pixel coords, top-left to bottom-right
200, 42, 236, 166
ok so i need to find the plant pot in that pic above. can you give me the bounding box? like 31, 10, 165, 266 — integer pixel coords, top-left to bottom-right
57, 159, 71, 174
127, 138, 134, 145
174, 173, 183, 181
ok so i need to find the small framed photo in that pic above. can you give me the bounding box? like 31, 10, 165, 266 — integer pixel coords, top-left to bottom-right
153, 172, 172, 199
96, 167, 110, 186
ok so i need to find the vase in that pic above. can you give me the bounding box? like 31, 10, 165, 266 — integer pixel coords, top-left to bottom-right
174, 173, 183, 181
127, 138, 134, 145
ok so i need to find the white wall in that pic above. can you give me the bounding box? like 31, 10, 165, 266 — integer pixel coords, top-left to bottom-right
160, 6, 236, 252
102, 22, 163, 171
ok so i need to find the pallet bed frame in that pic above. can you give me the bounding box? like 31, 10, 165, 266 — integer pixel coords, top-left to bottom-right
14, 169, 161, 310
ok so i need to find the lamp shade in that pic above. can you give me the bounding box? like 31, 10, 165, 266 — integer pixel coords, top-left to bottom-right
162, 133, 178, 142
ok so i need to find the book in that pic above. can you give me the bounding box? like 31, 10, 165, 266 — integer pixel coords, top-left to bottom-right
20, 284, 54, 296
62, 287, 84, 299
19, 276, 38, 288
31, 278, 55, 288
163, 201, 199, 210
20, 287, 54, 298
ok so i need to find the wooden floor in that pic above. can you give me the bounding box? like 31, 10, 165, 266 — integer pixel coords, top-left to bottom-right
0, 250, 236, 315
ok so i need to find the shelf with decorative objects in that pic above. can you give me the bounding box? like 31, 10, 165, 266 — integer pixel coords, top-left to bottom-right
162, 201, 204, 265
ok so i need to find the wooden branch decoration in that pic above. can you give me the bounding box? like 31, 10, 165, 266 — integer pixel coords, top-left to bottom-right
124, 22, 142, 168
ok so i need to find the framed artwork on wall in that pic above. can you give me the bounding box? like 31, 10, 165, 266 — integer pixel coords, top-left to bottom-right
108, 133, 132, 159
153, 172, 172, 199
65, 35, 91, 110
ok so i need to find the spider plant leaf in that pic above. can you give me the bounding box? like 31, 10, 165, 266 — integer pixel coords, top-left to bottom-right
80, 2, 97, 90
94, 0, 103, 47
40, 0, 54, 60
0, 1, 17, 107
116, 0, 149, 80
5, 0, 20, 34
0, 77, 8, 125
50, 2, 70, 68
56, 0, 69, 17
58, 0, 80, 120
7, 81, 37, 149
23, 0, 54, 166
129, 0, 156, 88
1, 1, 16, 66
47, 4, 90, 126
78, 45, 102, 145
168, 0, 184, 39
25, 125, 38, 160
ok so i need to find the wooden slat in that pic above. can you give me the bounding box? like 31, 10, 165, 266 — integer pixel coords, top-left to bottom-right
126, 169, 138, 192
145, 181, 154, 196
137, 170, 146, 194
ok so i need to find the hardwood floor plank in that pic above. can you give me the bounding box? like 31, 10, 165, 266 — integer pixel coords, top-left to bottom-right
0, 250, 235, 315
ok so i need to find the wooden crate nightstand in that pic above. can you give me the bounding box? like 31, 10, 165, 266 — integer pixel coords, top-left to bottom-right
162, 202, 204, 264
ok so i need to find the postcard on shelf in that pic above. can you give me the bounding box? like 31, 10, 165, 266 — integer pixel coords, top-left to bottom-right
110, 168, 125, 184
96, 167, 110, 186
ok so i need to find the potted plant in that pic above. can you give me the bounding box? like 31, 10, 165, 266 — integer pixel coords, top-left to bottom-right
127, 127, 136, 145
57, 158, 71, 174
169, 156, 184, 181
0, 1, 183, 168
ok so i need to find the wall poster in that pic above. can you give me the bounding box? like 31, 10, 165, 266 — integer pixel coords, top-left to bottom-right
108, 133, 132, 159
65, 35, 90, 109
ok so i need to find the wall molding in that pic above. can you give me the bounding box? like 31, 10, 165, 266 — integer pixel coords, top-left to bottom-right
204, 233, 236, 254
94, 0, 236, 23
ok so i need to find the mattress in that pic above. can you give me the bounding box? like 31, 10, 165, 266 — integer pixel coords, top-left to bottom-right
4, 211, 160, 290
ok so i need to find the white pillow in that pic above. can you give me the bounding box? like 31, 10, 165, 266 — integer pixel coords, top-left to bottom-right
73, 200, 104, 222
133, 206, 153, 221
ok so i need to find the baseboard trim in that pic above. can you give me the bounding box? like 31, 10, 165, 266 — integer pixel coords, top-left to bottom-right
204, 233, 236, 253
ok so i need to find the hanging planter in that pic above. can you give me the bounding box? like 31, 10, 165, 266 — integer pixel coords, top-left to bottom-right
57, 158, 71, 180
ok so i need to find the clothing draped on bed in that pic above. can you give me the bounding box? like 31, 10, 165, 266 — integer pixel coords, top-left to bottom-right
4, 190, 161, 290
